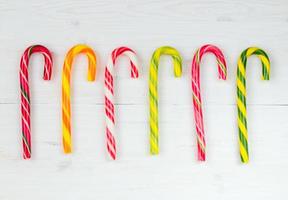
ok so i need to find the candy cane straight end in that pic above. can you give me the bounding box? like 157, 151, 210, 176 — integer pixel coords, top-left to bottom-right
22, 136, 32, 159
109, 149, 116, 160
23, 156, 31, 160
64, 150, 72, 154
197, 152, 206, 162
23, 149, 31, 160
240, 145, 249, 163
241, 157, 249, 164
150, 147, 159, 155
199, 158, 206, 162
152, 152, 159, 155
63, 146, 72, 154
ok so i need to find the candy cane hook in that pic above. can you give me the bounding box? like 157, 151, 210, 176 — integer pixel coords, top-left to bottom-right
105, 47, 140, 160
149, 46, 182, 155
192, 44, 227, 161
237, 47, 270, 163
20, 45, 53, 159
62, 44, 97, 153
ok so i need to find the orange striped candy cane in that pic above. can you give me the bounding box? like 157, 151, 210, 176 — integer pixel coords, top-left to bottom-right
62, 44, 97, 153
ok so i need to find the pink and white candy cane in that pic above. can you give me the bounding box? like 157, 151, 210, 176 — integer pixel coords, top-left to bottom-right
192, 44, 227, 161
20, 45, 53, 159
104, 47, 140, 160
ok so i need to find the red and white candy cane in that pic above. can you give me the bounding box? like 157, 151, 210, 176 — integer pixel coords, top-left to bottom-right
192, 44, 227, 161
19, 45, 53, 159
104, 47, 140, 160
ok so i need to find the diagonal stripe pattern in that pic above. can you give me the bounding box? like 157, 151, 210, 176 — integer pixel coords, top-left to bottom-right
192, 44, 227, 161
104, 47, 140, 160
237, 47, 270, 163
149, 46, 182, 155
62, 44, 97, 154
19, 45, 53, 159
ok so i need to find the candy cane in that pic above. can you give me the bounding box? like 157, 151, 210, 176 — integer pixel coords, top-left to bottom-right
192, 44, 227, 161
149, 46, 182, 155
62, 44, 97, 153
105, 47, 139, 160
20, 45, 53, 159
237, 47, 270, 163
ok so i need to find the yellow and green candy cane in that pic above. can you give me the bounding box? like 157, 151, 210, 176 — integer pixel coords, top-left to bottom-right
237, 47, 270, 163
149, 46, 182, 154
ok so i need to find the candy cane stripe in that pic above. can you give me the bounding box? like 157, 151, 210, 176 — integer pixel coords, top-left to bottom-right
105, 68, 114, 94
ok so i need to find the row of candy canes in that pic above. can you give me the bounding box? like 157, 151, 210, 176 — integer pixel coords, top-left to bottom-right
19, 44, 270, 163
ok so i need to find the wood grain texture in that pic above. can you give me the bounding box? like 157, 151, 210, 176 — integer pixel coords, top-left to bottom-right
0, 0, 288, 199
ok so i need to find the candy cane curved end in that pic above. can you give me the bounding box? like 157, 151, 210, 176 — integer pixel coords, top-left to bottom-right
191, 44, 227, 161
149, 46, 183, 155
62, 44, 97, 154
237, 47, 270, 163
105, 46, 140, 160
19, 45, 53, 159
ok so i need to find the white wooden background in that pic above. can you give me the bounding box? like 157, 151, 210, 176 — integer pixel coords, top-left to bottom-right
0, 0, 288, 199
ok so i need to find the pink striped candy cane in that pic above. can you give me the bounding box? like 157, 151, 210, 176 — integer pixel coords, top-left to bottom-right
104, 47, 140, 160
20, 45, 53, 159
192, 44, 227, 161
